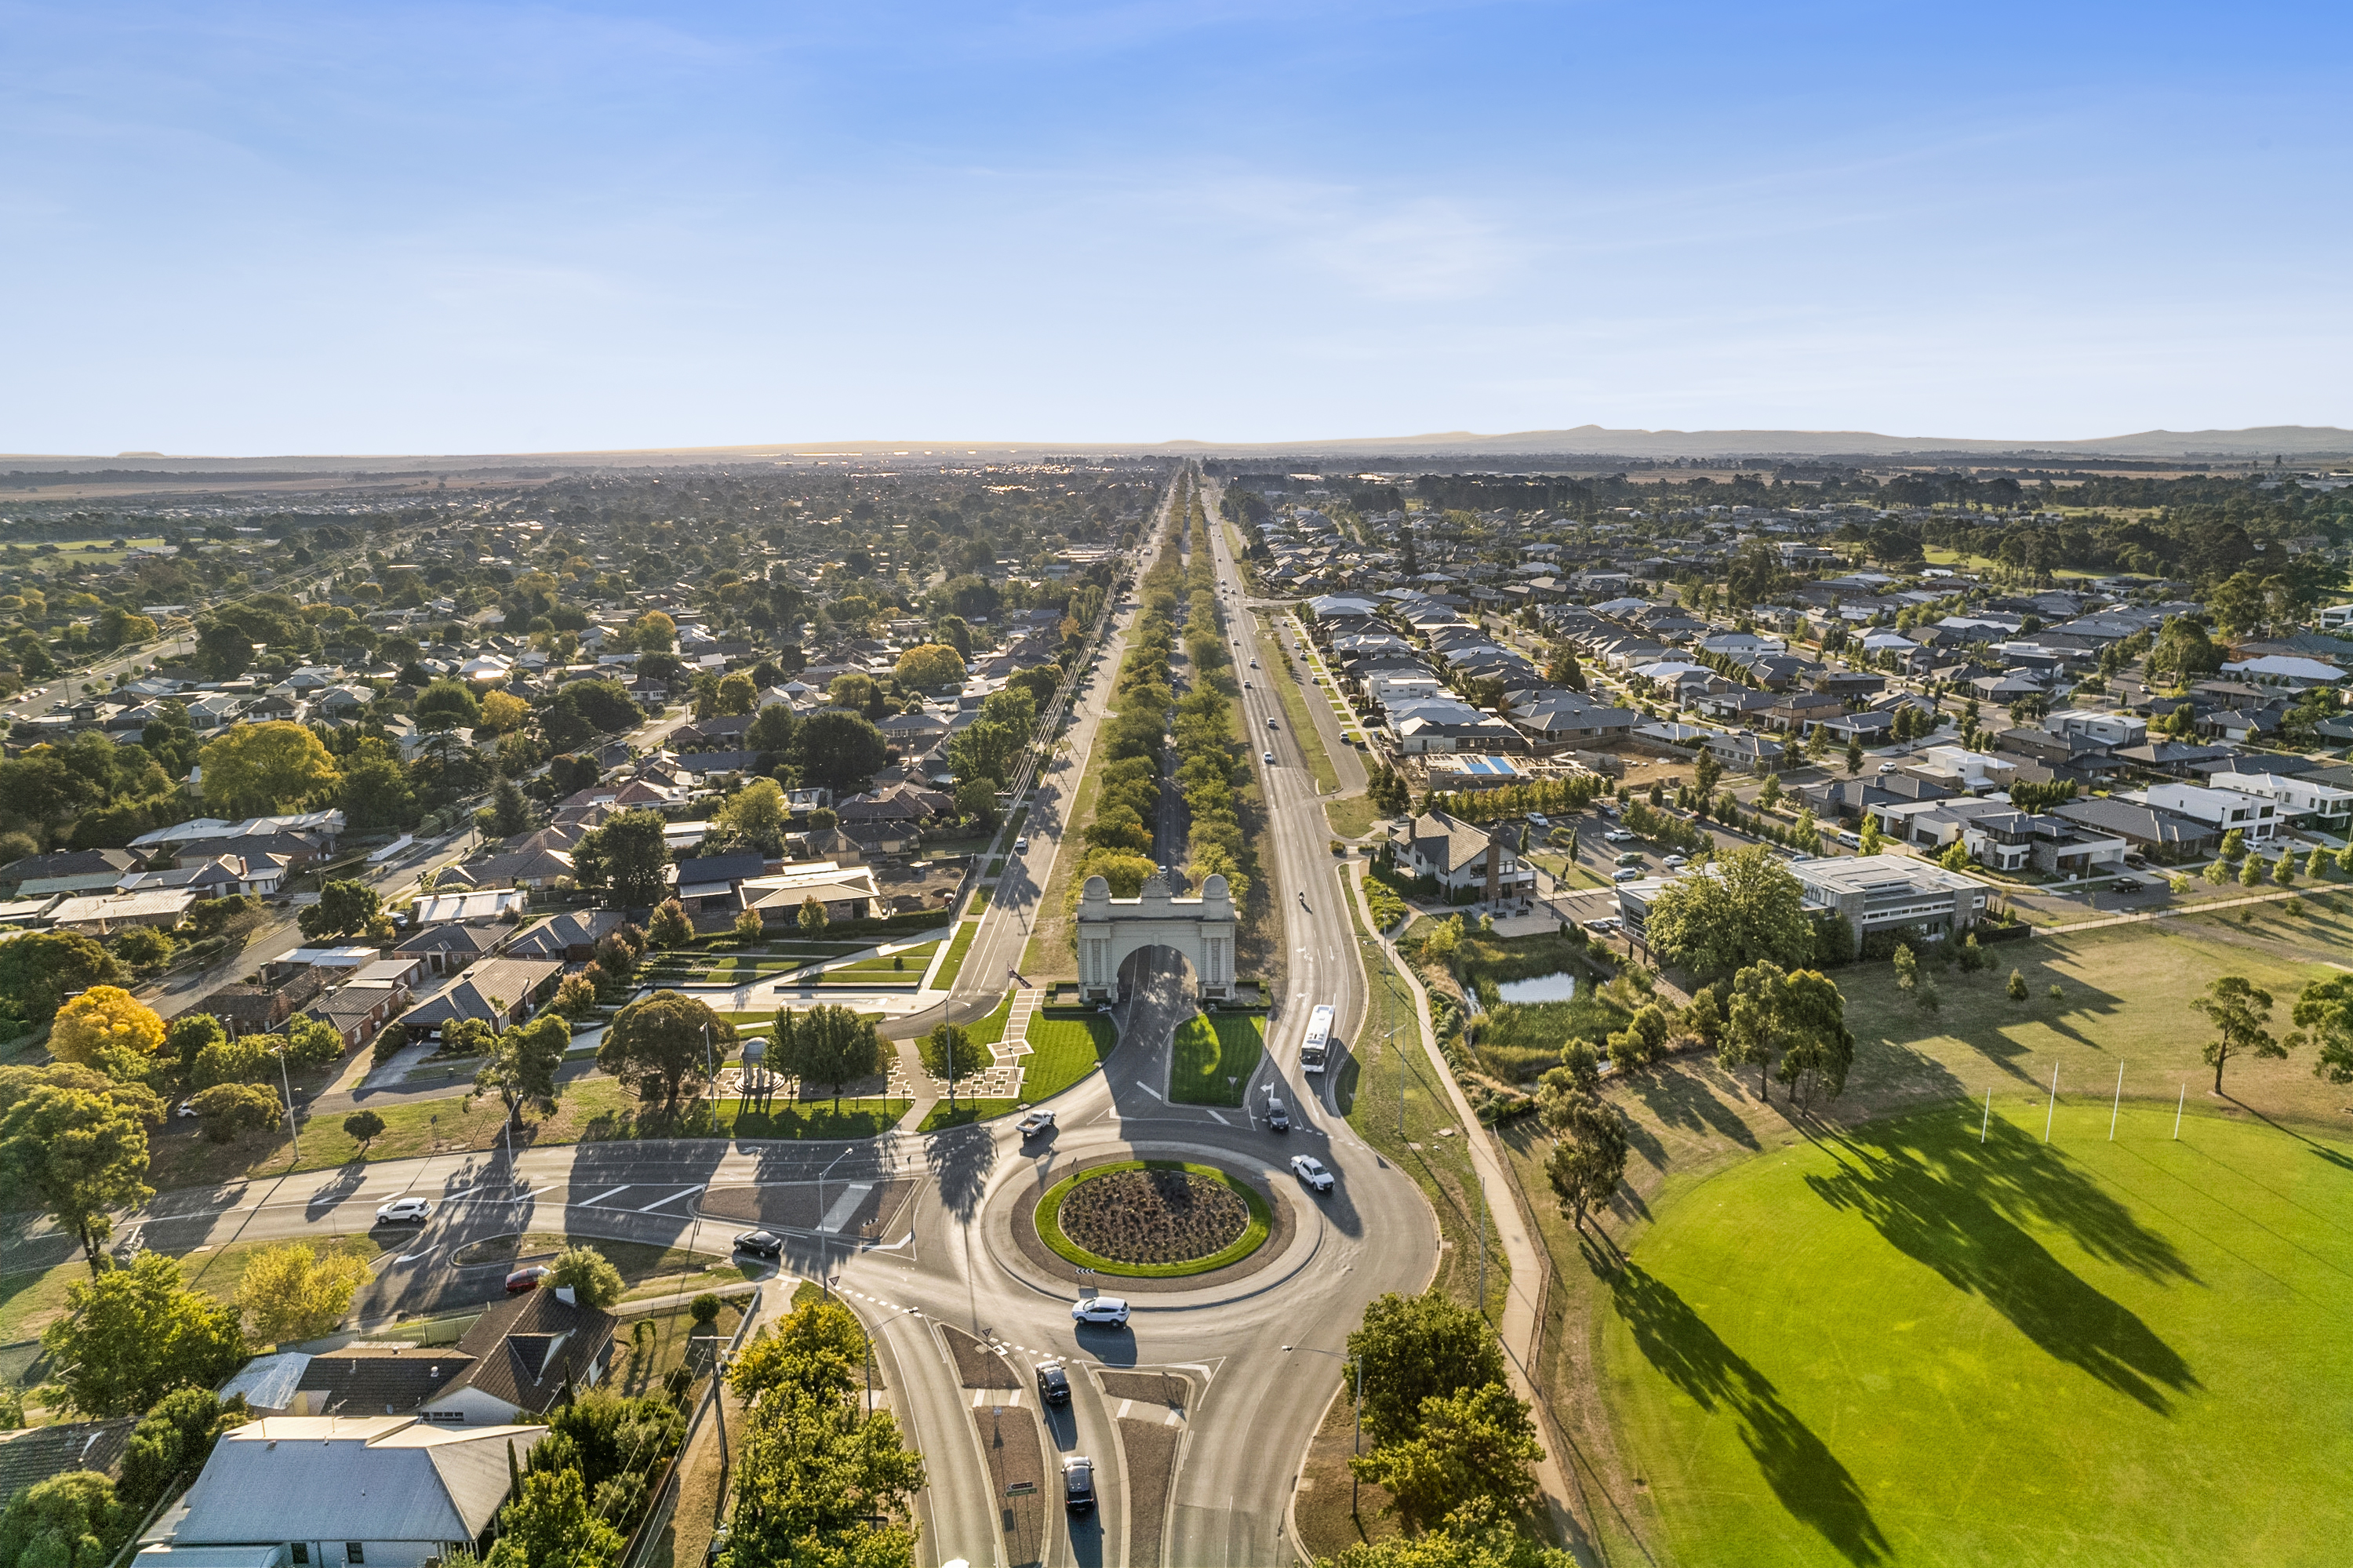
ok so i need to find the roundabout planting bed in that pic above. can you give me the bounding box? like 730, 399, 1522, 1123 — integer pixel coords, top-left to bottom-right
1036, 1160, 1271, 1277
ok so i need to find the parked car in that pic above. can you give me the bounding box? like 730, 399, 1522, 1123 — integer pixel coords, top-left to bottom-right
1613, 868, 1643, 883
1064, 1454, 1097, 1512
704, 1526, 731, 1566
733, 1230, 784, 1259
1036, 1362, 1071, 1406
375, 1197, 431, 1224
1290, 1155, 1334, 1192
505, 1265, 554, 1294
1604, 829, 1635, 843
1583, 917, 1617, 934
1016, 1110, 1056, 1141
1266, 1097, 1290, 1132
1664, 853, 1688, 868
1071, 1295, 1131, 1326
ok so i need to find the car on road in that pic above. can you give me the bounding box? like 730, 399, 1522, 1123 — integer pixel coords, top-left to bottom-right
1604, 828, 1635, 843
1037, 1362, 1071, 1406
1249, 658, 1258, 668
1527, 813, 1550, 828
1242, 680, 1251, 688
505, 1265, 554, 1293
1263, 750, 1275, 763
1015, 837, 1031, 850
1584, 916, 1620, 934
1266, 1097, 1290, 1132
1664, 853, 1688, 868
1290, 1155, 1334, 1192
1612, 867, 1644, 883
1267, 716, 1278, 729
1071, 1295, 1131, 1326
176, 1098, 200, 1119
375, 1197, 431, 1223
1016, 1109, 1056, 1141
1064, 1454, 1097, 1512
733, 1230, 784, 1259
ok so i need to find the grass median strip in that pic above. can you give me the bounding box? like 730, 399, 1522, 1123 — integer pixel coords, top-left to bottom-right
1168, 1013, 1264, 1106
933, 920, 981, 988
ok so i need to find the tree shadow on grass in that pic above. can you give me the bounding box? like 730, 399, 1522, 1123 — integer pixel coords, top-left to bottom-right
1806, 1116, 2201, 1413
1627, 1063, 1760, 1151
1610, 1264, 1889, 1565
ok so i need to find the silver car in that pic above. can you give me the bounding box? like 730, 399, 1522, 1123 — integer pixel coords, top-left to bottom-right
1071, 1294, 1131, 1326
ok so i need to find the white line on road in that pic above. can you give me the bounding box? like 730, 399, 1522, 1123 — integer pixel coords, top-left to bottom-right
578, 1185, 633, 1207
635, 1187, 703, 1212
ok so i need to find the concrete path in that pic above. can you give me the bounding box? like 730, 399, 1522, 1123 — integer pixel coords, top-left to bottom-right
890, 1036, 938, 1133
2035, 880, 2322, 933
1345, 861, 1583, 1553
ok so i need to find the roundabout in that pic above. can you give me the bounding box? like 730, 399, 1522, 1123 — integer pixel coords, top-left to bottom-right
1036, 1159, 1271, 1276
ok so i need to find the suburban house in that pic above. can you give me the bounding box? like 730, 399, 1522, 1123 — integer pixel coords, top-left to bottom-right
1791, 855, 1990, 957
418, 1286, 618, 1424
1388, 810, 1533, 902
2140, 781, 2280, 844
743, 860, 882, 925
2052, 798, 2220, 859
148, 1414, 545, 1566
0, 849, 137, 898
503, 908, 627, 963
395, 958, 564, 1041
2205, 769, 2353, 835
392, 922, 507, 977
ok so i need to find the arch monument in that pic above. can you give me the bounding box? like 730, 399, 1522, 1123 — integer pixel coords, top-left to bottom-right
1075, 870, 1237, 1002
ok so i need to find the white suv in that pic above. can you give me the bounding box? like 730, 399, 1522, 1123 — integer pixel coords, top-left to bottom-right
375, 1197, 431, 1224
1071, 1295, 1131, 1326
1290, 1155, 1335, 1193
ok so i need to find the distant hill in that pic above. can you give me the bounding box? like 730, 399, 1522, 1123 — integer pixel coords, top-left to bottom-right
6, 424, 2351, 473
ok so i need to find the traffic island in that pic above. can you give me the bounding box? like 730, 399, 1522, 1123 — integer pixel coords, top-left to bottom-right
1013, 1158, 1293, 1292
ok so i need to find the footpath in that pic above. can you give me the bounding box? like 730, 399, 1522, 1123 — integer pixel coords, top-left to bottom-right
1344, 864, 1584, 1555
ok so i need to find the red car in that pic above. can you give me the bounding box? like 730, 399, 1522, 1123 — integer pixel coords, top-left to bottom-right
505, 1265, 554, 1294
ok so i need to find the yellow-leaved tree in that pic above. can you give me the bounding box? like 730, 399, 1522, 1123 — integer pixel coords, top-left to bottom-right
199, 722, 342, 817
49, 986, 165, 1070
235, 1240, 373, 1348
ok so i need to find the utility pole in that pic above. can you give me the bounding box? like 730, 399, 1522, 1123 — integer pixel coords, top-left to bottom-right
275, 1042, 300, 1164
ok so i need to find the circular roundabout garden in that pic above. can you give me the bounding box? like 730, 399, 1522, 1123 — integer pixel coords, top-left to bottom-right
1035, 1160, 1271, 1278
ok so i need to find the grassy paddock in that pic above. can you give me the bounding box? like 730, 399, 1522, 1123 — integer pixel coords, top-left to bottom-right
1602, 1102, 2353, 1567
1323, 793, 1384, 840
1169, 1013, 1265, 1105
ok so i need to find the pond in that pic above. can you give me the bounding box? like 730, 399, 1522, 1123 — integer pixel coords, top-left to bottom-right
1493, 972, 1577, 1004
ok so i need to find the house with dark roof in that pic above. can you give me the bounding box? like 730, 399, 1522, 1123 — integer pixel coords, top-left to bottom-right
417, 1285, 620, 1424
1388, 810, 1532, 900
0, 849, 138, 898
503, 908, 627, 963
396, 958, 563, 1041
393, 921, 506, 976
2053, 798, 2219, 860
0, 1418, 136, 1510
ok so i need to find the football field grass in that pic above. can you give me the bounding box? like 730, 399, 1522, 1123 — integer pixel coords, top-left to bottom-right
1600, 1100, 2353, 1566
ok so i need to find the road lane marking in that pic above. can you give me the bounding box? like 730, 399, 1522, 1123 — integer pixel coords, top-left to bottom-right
578, 1185, 633, 1207
635, 1187, 702, 1212
1118, 1399, 1133, 1419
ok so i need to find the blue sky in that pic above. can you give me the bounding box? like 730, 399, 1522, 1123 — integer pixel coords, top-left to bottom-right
5, 1, 2349, 453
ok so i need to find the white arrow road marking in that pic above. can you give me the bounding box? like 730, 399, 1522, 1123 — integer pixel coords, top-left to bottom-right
395, 1244, 440, 1264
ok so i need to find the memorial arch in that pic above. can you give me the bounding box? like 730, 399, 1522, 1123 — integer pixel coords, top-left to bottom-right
1075, 871, 1237, 1002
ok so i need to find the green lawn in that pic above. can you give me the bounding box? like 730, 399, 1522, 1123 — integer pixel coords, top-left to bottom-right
1602, 1102, 2353, 1567
1168, 1013, 1264, 1105
917, 1097, 1020, 1132
1023, 1013, 1118, 1101
932, 920, 981, 988
828, 940, 941, 974
1324, 793, 1384, 840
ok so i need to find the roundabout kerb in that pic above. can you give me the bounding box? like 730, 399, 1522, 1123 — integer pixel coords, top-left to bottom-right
1035, 1159, 1271, 1277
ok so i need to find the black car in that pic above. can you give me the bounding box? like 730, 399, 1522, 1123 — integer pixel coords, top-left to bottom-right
1036, 1363, 1071, 1406
733, 1230, 784, 1259
1266, 1098, 1290, 1132
1064, 1455, 1096, 1512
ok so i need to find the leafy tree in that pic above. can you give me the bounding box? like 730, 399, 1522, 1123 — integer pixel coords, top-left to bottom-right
344, 1108, 386, 1148
2273, 853, 2296, 887
1344, 1292, 1508, 1449
732, 907, 766, 945
648, 897, 695, 949
235, 1240, 370, 1346
1857, 815, 1884, 854
729, 1293, 869, 1403
166, 1013, 227, 1071
112, 924, 176, 975
628, 609, 676, 653
598, 991, 733, 1108
1770, 969, 1855, 1103
798, 896, 828, 936
574, 809, 671, 907
41, 1252, 245, 1415
0, 1077, 159, 1275
770, 1004, 886, 1109
2289, 975, 2353, 1085
2203, 856, 2231, 886
551, 973, 600, 1021
489, 778, 533, 837
918, 1022, 987, 1106
714, 777, 787, 856
188, 1033, 274, 1090
192, 619, 254, 679
117, 1387, 246, 1520
299, 878, 381, 941
487, 1464, 622, 1568
1351, 1381, 1544, 1533
791, 711, 888, 795
191, 1082, 282, 1144
2239, 857, 2265, 889
725, 1381, 924, 1568
415, 679, 483, 732
49, 986, 165, 1072
1844, 736, 1863, 776
477, 1013, 571, 1126
340, 752, 418, 831
0, 1469, 120, 1568
1639, 846, 1812, 977
0, 931, 122, 1024
1540, 1088, 1627, 1231
893, 643, 966, 689
478, 689, 533, 735
1318, 1497, 1573, 1568
198, 722, 340, 817
548, 1246, 625, 1309
2191, 975, 2281, 1093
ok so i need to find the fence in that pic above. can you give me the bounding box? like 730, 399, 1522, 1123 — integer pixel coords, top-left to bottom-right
620, 1282, 765, 1568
